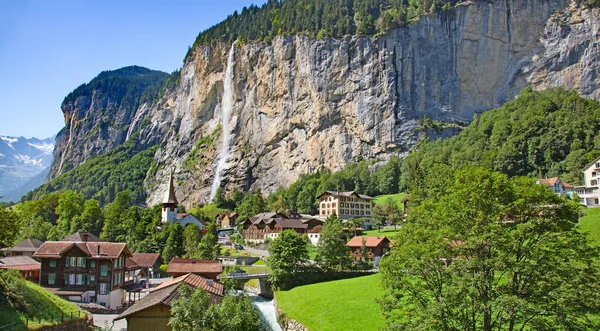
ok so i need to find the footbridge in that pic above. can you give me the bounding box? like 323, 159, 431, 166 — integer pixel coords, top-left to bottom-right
221, 272, 273, 298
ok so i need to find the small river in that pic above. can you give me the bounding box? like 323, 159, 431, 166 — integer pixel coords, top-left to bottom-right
248, 293, 282, 331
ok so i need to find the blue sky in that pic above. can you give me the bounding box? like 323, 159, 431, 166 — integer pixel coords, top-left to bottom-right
0, 0, 265, 139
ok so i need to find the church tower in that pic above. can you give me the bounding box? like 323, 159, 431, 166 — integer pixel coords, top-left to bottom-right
162, 172, 178, 223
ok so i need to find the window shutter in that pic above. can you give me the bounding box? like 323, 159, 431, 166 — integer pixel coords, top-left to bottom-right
82, 257, 86, 268
65, 257, 70, 267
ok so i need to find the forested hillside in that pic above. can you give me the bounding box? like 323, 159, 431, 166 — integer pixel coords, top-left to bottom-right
24, 135, 156, 206
63, 65, 169, 111
191, 0, 459, 47
402, 87, 600, 198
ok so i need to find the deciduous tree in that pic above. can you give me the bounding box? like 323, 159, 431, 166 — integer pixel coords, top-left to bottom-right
316, 214, 352, 270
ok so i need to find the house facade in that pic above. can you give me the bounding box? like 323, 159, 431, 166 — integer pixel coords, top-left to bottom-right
317, 191, 374, 229
536, 177, 574, 197
33, 240, 132, 309
216, 212, 239, 229
575, 157, 600, 206
241, 212, 324, 243
346, 236, 391, 267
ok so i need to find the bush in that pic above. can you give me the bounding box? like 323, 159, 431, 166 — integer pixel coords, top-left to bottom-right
159, 264, 168, 277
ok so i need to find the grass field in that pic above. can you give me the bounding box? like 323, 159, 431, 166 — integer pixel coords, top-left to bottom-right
363, 227, 401, 237
578, 207, 600, 246
373, 192, 406, 206
0, 274, 87, 329
276, 274, 385, 331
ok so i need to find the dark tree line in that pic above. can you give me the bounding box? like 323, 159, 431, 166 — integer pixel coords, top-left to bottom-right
189, 0, 459, 52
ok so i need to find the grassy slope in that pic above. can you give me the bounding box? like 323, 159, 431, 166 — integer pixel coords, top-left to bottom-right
0, 279, 87, 329
373, 193, 405, 206
578, 207, 600, 246
189, 203, 231, 220
276, 274, 385, 331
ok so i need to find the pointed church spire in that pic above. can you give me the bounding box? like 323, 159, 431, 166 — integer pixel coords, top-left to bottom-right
163, 171, 178, 205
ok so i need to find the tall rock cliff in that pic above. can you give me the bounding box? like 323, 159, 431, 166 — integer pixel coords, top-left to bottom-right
49, 66, 169, 178
143, 0, 569, 207
48, 0, 600, 208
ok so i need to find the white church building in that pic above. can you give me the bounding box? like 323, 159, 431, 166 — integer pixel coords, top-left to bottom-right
162, 173, 203, 229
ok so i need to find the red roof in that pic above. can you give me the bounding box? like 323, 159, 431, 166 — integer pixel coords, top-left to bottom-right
346, 236, 390, 248
153, 273, 224, 297
33, 241, 131, 259
167, 258, 222, 275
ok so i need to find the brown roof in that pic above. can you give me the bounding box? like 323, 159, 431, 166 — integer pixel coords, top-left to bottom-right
33, 241, 131, 259
61, 232, 102, 242
45, 288, 86, 296
0, 238, 43, 252
130, 253, 161, 268
176, 213, 190, 218
346, 236, 390, 248
0, 256, 40, 271
167, 258, 222, 275
274, 219, 308, 229
116, 273, 223, 320
563, 181, 574, 189
317, 191, 373, 200
537, 177, 560, 187
163, 172, 178, 205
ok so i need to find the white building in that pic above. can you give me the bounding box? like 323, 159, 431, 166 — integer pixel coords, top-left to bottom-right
161, 173, 203, 229
575, 156, 600, 207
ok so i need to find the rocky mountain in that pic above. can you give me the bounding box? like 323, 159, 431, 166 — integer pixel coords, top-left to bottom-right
47, 0, 600, 208
0, 135, 54, 200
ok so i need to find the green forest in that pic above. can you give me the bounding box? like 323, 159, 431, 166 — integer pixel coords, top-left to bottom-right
22, 136, 157, 206
63, 65, 169, 110
190, 0, 458, 48
401, 87, 600, 202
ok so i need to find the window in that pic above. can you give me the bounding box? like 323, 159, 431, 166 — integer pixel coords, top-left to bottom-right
77, 257, 86, 267
593, 180, 598, 186
69, 274, 75, 285
99, 283, 109, 295
90, 275, 95, 282
91, 261, 96, 268
113, 259, 117, 268
70, 257, 76, 267
101, 265, 108, 277
48, 273, 55, 285
49, 259, 56, 267
76, 274, 84, 285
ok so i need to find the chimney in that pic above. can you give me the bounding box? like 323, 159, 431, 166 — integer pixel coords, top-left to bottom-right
82, 233, 89, 242
206, 279, 213, 287
97, 245, 100, 256
192, 258, 196, 264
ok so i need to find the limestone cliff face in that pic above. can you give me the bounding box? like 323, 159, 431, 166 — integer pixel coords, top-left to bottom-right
47, 0, 600, 208
143, 0, 568, 207
48, 66, 168, 179
529, 2, 600, 99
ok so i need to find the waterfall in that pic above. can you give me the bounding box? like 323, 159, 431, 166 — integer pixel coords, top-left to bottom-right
209, 43, 236, 201
57, 115, 75, 173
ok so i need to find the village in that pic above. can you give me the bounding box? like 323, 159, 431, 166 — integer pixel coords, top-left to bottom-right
2, 157, 599, 330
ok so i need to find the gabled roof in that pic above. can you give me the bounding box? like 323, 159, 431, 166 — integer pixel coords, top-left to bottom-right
317, 191, 373, 200
537, 177, 560, 187
582, 155, 600, 173
176, 213, 190, 218
163, 172, 178, 205
130, 253, 161, 268
248, 212, 288, 224
167, 258, 222, 275
33, 241, 131, 259
346, 236, 390, 248
0, 238, 43, 252
115, 273, 223, 321
61, 232, 102, 242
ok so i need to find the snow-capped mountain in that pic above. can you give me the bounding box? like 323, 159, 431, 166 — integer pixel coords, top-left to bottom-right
0, 135, 54, 201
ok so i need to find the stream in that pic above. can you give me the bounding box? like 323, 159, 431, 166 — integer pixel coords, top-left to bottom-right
248, 293, 282, 331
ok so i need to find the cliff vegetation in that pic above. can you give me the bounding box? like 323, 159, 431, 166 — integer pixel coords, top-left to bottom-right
401, 87, 600, 200
191, 0, 458, 48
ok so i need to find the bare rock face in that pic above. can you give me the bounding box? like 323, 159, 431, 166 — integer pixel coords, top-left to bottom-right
144, 0, 566, 207
529, 2, 600, 99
